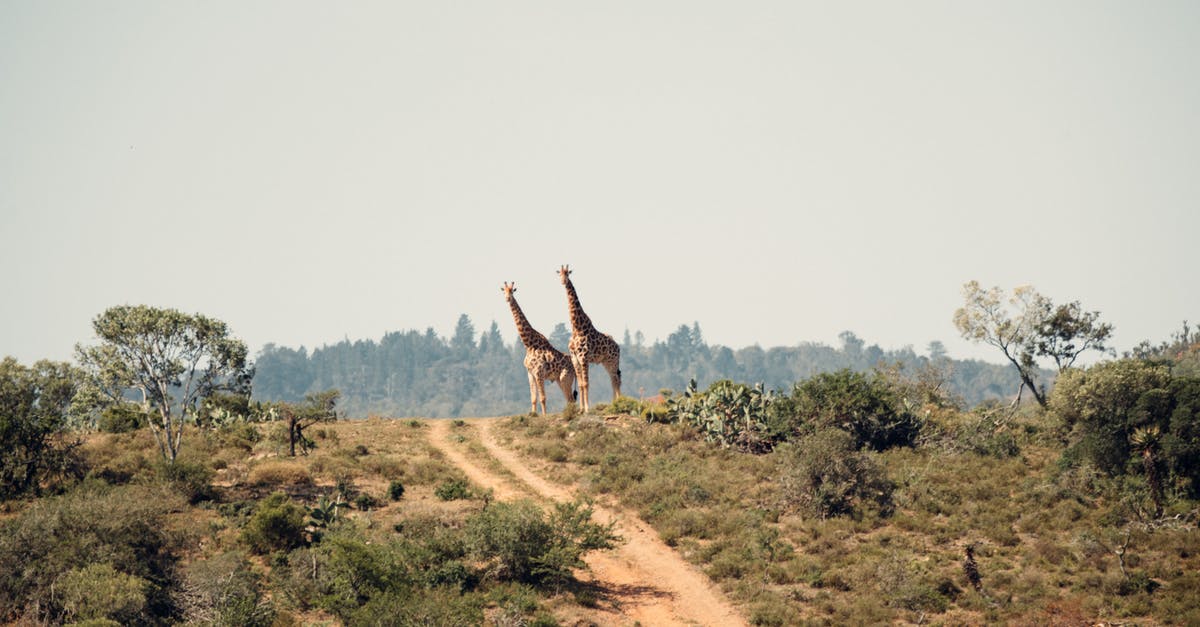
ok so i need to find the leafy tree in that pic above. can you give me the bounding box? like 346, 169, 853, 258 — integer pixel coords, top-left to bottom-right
1033, 301, 1114, 371
954, 282, 1111, 408
279, 389, 339, 456
76, 305, 252, 462
0, 358, 82, 498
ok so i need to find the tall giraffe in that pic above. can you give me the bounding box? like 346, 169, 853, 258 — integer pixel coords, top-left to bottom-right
558, 265, 621, 412
502, 282, 576, 415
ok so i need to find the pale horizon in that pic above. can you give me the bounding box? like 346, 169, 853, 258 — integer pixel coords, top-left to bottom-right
3, 2, 1198, 367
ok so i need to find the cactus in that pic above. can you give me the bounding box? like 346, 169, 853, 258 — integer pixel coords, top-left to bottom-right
667, 379, 776, 453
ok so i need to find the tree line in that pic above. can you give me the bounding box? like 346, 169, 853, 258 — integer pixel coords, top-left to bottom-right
251, 314, 1029, 418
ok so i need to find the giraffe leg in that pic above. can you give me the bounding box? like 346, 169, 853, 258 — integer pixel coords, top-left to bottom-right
527, 371, 538, 415
574, 359, 590, 413
536, 377, 548, 416
606, 362, 622, 402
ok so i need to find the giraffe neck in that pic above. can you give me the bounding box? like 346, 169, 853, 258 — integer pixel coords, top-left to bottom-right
507, 295, 555, 350
563, 279, 595, 333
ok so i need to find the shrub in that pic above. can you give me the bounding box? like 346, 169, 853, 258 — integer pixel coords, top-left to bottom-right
779, 429, 895, 519
246, 460, 313, 487
465, 499, 618, 589
175, 551, 274, 626
350, 588, 484, 626
0, 483, 182, 624
157, 459, 214, 503
214, 421, 261, 451
56, 563, 148, 624
778, 369, 920, 451
98, 404, 148, 434
388, 480, 406, 501
932, 404, 1020, 458
274, 529, 409, 619
355, 493, 380, 511
1052, 360, 1200, 503
242, 492, 308, 554
609, 395, 641, 415
435, 478, 472, 501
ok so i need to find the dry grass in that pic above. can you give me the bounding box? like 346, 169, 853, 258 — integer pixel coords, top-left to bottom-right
245, 460, 313, 487
496, 410, 1200, 625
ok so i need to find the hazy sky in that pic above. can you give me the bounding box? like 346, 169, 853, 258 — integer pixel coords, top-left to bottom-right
2, 1, 1198, 366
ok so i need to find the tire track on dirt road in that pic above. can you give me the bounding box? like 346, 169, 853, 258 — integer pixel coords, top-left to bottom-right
427, 418, 747, 627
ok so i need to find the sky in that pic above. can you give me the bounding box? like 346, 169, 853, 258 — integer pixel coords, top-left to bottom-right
2, 1, 1198, 367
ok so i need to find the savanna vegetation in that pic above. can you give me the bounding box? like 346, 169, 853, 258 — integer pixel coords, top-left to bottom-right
2, 290, 1198, 625
0, 412, 622, 625
490, 296, 1200, 625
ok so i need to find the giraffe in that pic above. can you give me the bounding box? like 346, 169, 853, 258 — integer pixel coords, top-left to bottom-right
558, 265, 621, 413
502, 282, 577, 415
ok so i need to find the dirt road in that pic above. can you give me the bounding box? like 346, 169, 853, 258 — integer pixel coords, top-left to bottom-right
426, 418, 747, 627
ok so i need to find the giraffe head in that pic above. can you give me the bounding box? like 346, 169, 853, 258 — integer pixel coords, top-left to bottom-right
558, 265, 572, 285
501, 281, 517, 300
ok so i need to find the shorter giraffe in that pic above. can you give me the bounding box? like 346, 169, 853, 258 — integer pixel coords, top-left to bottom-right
502, 282, 576, 415
559, 265, 621, 413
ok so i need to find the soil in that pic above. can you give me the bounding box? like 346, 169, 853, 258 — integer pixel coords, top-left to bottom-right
427, 418, 748, 627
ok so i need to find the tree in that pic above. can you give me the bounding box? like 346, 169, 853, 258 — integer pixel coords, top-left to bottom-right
953, 282, 1111, 408
1033, 301, 1113, 371
450, 314, 476, 355
279, 389, 339, 456
0, 358, 81, 498
76, 305, 251, 462
548, 323, 571, 354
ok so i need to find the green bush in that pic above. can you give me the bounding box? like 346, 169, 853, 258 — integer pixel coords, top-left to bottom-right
1051, 360, 1200, 502
214, 421, 261, 451
388, 480, 406, 501
157, 459, 214, 503
98, 403, 148, 434
465, 499, 617, 588
779, 429, 895, 519
0, 482, 182, 624
778, 369, 921, 451
609, 395, 642, 415
242, 492, 308, 554
354, 492, 380, 511
56, 563, 148, 624
274, 529, 409, 619
435, 478, 472, 501
350, 588, 485, 626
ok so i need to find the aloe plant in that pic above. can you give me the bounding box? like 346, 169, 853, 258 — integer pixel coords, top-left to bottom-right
1131, 426, 1164, 517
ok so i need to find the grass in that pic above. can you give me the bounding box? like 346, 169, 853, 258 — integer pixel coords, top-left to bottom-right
496, 409, 1200, 625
